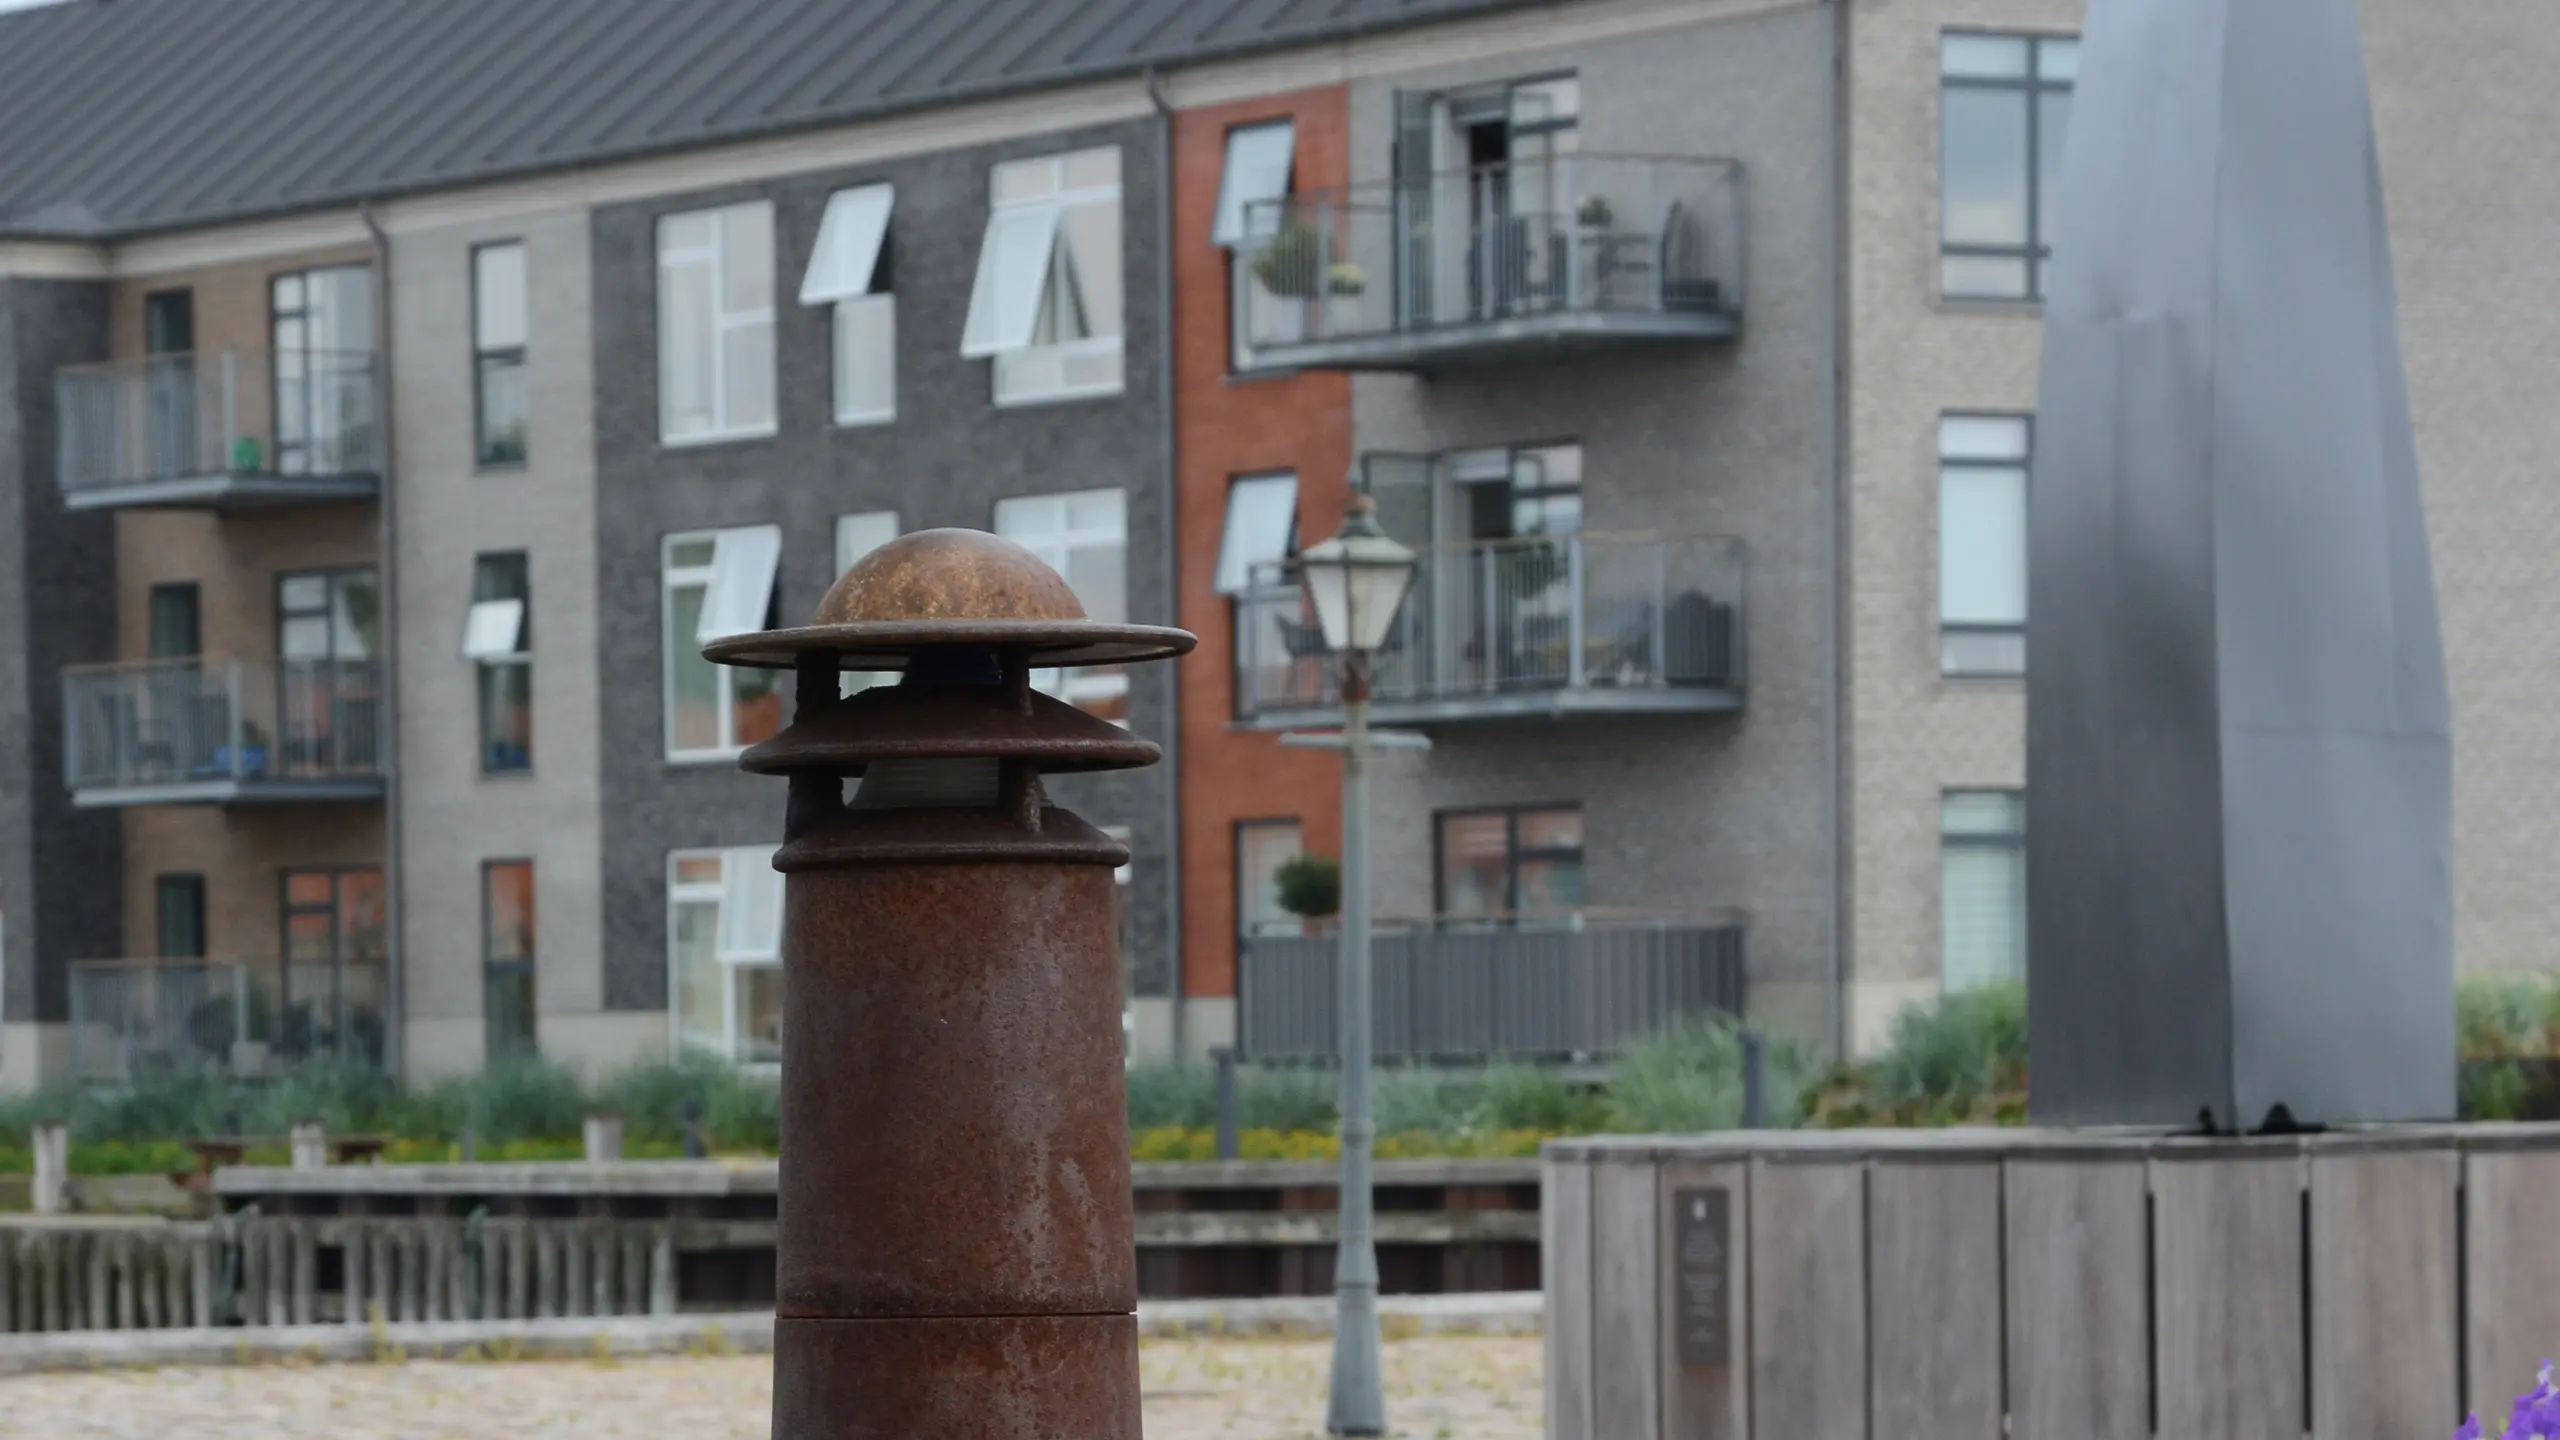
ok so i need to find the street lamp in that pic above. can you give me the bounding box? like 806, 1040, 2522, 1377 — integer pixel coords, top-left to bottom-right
1299, 493, 1417, 1438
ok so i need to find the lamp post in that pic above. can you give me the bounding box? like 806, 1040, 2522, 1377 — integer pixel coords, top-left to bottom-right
1297, 494, 1418, 1438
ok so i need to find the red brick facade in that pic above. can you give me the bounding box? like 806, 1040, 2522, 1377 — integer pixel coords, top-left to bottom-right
1171, 88, 1354, 1007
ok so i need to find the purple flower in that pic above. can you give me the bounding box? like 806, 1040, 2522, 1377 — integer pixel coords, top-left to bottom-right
2455, 1415, 2482, 1440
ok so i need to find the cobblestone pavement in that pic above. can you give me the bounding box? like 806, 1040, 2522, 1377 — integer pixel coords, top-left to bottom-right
0, 1334, 1541, 1439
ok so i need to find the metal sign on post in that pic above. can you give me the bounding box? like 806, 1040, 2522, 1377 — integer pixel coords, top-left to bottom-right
705, 528, 1193, 1438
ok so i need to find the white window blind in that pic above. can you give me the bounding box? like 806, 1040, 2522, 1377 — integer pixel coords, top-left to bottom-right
800, 185, 894, 304
1940, 792, 2026, 992
461, 598, 526, 660
1213, 122, 1296, 246
1214, 473, 1299, 596
717, 845, 785, 964
694, 525, 784, 643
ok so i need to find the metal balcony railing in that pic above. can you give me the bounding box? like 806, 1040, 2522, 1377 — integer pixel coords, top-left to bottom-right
54, 349, 381, 509
66, 955, 388, 1083
1234, 154, 1744, 370
62, 657, 386, 805
1234, 531, 1744, 726
1239, 917, 1747, 1063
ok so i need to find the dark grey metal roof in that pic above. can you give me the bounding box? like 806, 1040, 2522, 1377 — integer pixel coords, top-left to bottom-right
0, 0, 1544, 240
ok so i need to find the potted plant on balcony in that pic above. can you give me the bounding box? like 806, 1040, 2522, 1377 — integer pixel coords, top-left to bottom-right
1576, 194, 1616, 231
1249, 223, 1324, 299
1274, 853, 1342, 934
1324, 261, 1368, 334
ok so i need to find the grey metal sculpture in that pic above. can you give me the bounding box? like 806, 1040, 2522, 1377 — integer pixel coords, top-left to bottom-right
2027, 0, 2455, 1129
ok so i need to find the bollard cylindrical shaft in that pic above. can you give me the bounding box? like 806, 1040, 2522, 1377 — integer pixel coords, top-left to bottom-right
289, 1120, 327, 1171
706, 528, 1194, 1438
30, 1122, 67, 1216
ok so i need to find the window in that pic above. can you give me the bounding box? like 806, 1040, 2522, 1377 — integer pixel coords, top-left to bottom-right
483, 860, 537, 1059
1436, 806, 1584, 923
1214, 473, 1299, 596
270, 265, 374, 475
148, 582, 199, 658
962, 147, 1124, 405
465, 551, 532, 771
1236, 820, 1304, 940
279, 867, 387, 1064
669, 848, 783, 1065
1214, 122, 1296, 246
993, 488, 1127, 719
1939, 414, 2031, 676
664, 528, 784, 757
1940, 32, 2077, 301
1942, 792, 2026, 991
801, 184, 897, 426
276, 568, 382, 774
473, 242, 528, 465
155, 874, 206, 959
835, 512, 900, 696
658, 202, 777, 443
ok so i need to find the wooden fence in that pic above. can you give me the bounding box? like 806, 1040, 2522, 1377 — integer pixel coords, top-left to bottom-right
1544, 1126, 2560, 1440
0, 1213, 676, 1333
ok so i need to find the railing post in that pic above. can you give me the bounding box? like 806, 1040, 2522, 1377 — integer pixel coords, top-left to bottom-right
220, 352, 239, 474
1651, 543, 1669, 681
290, 1119, 328, 1171
1479, 545, 1499, 693
1567, 536, 1588, 686
31, 1122, 68, 1216
1212, 1046, 1239, 1162
226, 661, 246, 781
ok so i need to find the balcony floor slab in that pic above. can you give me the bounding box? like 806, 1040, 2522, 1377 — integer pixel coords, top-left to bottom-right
71, 777, 386, 808
1244, 307, 1738, 374
1235, 684, 1743, 733
61, 471, 381, 513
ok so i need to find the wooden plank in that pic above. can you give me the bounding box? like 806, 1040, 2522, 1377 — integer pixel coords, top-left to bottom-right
1750, 1159, 1867, 1440
1591, 1157, 1661, 1439
1870, 1161, 2001, 1440
1130, 1211, 1537, 1247
2005, 1158, 2148, 1440
1543, 1158, 1594, 1440
2466, 1149, 2560, 1417
2311, 1145, 2457, 1440
1658, 1159, 1747, 1440
2154, 1154, 2304, 1439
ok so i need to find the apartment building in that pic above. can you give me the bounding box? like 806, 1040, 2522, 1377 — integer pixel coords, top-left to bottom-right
1, 0, 2556, 1087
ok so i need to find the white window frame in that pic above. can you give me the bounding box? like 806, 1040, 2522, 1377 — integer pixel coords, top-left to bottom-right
657, 201, 777, 446
1213, 472, 1300, 596
666, 850, 781, 1070
1938, 413, 2032, 677
663, 528, 779, 761
993, 488, 1129, 716
963, 149, 1125, 407
802, 185, 897, 428
836, 512, 901, 697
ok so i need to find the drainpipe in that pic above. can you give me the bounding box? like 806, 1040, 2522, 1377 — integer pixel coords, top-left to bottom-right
361, 202, 405, 1083
1823, 1, 1851, 1063
1146, 66, 1188, 1064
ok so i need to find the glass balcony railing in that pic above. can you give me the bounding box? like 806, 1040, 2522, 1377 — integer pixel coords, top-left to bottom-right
1234, 154, 1744, 371
1239, 916, 1747, 1064
62, 656, 386, 805
66, 955, 388, 1082
1233, 531, 1745, 727
54, 349, 381, 509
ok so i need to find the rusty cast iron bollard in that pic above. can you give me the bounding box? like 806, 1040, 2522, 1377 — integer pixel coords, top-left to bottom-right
706, 528, 1193, 1439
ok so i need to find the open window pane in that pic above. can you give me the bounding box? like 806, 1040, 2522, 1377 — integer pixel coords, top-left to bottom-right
462, 599, 526, 660
717, 845, 784, 963
1214, 473, 1299, 595
695, 525, 783, 643
801, 185, 894, 305
960, 204, 1061, 357
1058, 198, 1124, 341
1213, 123, 1296, 246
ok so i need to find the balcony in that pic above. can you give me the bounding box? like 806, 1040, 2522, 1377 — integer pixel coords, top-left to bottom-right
1239, 917, 1746, 1064
54, 349, 381, 511
67, 955, 388, 1082
1234, 532, 1744, 729
1234, 154, 1743, 373
63, 657, 385, 807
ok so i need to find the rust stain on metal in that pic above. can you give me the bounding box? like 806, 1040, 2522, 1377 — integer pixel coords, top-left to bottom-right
708, 527, 1188, 1439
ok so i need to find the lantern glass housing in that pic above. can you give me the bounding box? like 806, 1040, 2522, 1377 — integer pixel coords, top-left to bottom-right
1299, 499, 1417, 655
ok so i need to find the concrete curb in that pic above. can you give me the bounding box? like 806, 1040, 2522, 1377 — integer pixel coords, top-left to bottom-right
0, 1292, 1544, 1376
0, 1312, 776, 1377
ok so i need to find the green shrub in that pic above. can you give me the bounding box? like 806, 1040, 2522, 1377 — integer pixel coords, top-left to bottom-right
1606, 1012, 1813, 1134
1273, 854, 1341, 920
1869, 983, 2028, 1111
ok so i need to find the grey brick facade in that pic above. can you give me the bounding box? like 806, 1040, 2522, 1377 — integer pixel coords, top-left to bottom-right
586, 119, 1174, 1014
0, 278, 124, 1030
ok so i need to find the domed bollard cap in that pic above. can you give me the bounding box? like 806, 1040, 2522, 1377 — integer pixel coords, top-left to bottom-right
703, 528, 1195, 867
